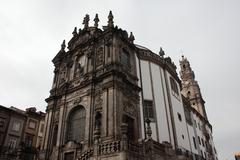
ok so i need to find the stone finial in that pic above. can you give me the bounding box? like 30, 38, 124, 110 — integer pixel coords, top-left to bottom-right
94, 14, 99, 28
83, 14, 90, 29
129, 32, 135, 43
159, 47, 165, 57
181, 55, 185, 60
146, 118, 152, 139
108, 11, 114, 27
72, 27, 77, 37
61, 40, 66, 51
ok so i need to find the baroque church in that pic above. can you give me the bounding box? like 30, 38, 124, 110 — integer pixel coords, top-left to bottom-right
40, 11, 218, 160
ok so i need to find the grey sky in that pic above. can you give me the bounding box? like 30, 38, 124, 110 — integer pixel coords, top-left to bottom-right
0, 0, 239, 159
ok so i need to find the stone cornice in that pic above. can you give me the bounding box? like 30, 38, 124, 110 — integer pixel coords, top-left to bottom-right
136, 47, 181, 84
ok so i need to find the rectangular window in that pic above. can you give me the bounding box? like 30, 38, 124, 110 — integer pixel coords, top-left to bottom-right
202, 138, 205, 147
0, 134, 2, 144
121, 49, 130, 67
40, 124, 44, 133
184, 108, 192, 125
0, 117, 5, 128
194, 120, 197, 127
198, 136, 201, 145
143, 100, 155, 121
28, 119, 37, 130
177, 112, 182, 121
170, 77, 179, 96
25, 134, 34, 147
198, 123, 201, 130
193, 137, 197, 149
12, 121, 21, 132
107, 46, 110, 57
65, 152, 74, 160
8, 138, 17, 149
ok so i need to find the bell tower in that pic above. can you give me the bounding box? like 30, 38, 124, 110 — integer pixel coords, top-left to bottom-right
179, 55, 208, 119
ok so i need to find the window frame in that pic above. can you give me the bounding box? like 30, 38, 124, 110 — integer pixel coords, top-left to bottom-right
120, 48, 130, 67
169, 76, 180, 98
12, 120, 21, 132
177, 112, 182, 122
143, 100, 155, 122
28, 119, 37, 130
193, 136, 197, 149
8, 137, 17, 149
67, 106, 86, 143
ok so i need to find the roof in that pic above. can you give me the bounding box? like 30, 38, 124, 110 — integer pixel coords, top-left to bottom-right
135, 44, 152, 52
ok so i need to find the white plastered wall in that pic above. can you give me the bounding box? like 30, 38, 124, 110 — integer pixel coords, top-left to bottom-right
150, 62, 171, 143
165, 72, 191, 151
139, 60, 157, 141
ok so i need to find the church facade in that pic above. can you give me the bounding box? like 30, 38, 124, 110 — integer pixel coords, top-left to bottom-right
40, 12, 218, 160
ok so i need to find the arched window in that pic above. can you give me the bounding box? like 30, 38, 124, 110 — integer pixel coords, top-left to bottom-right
67, 106, 86, 142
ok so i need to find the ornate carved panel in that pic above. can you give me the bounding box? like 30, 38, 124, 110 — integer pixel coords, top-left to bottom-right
123, 100, 136, 117
59, 65, 67, 85
73, 97, 82, 105
96, 47, 104, 67
95, 92, 103, 112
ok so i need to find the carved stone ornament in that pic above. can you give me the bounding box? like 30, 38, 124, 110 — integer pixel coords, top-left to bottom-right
95, 93, 103, 111
74, 55, 85, 78
123, 100, 136, 117
64, 141, 79, 150
96, 47, 103, 67
104, 34, 112, 45
59, 66, 67, 84
74, 33, 90, 49
73, 97, 82, 105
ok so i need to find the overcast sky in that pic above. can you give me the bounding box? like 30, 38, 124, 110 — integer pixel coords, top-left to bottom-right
0, 0, 239, 159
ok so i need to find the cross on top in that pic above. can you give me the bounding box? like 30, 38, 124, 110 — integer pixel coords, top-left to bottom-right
94, 14, 99, 28
83, 14, 90, 29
